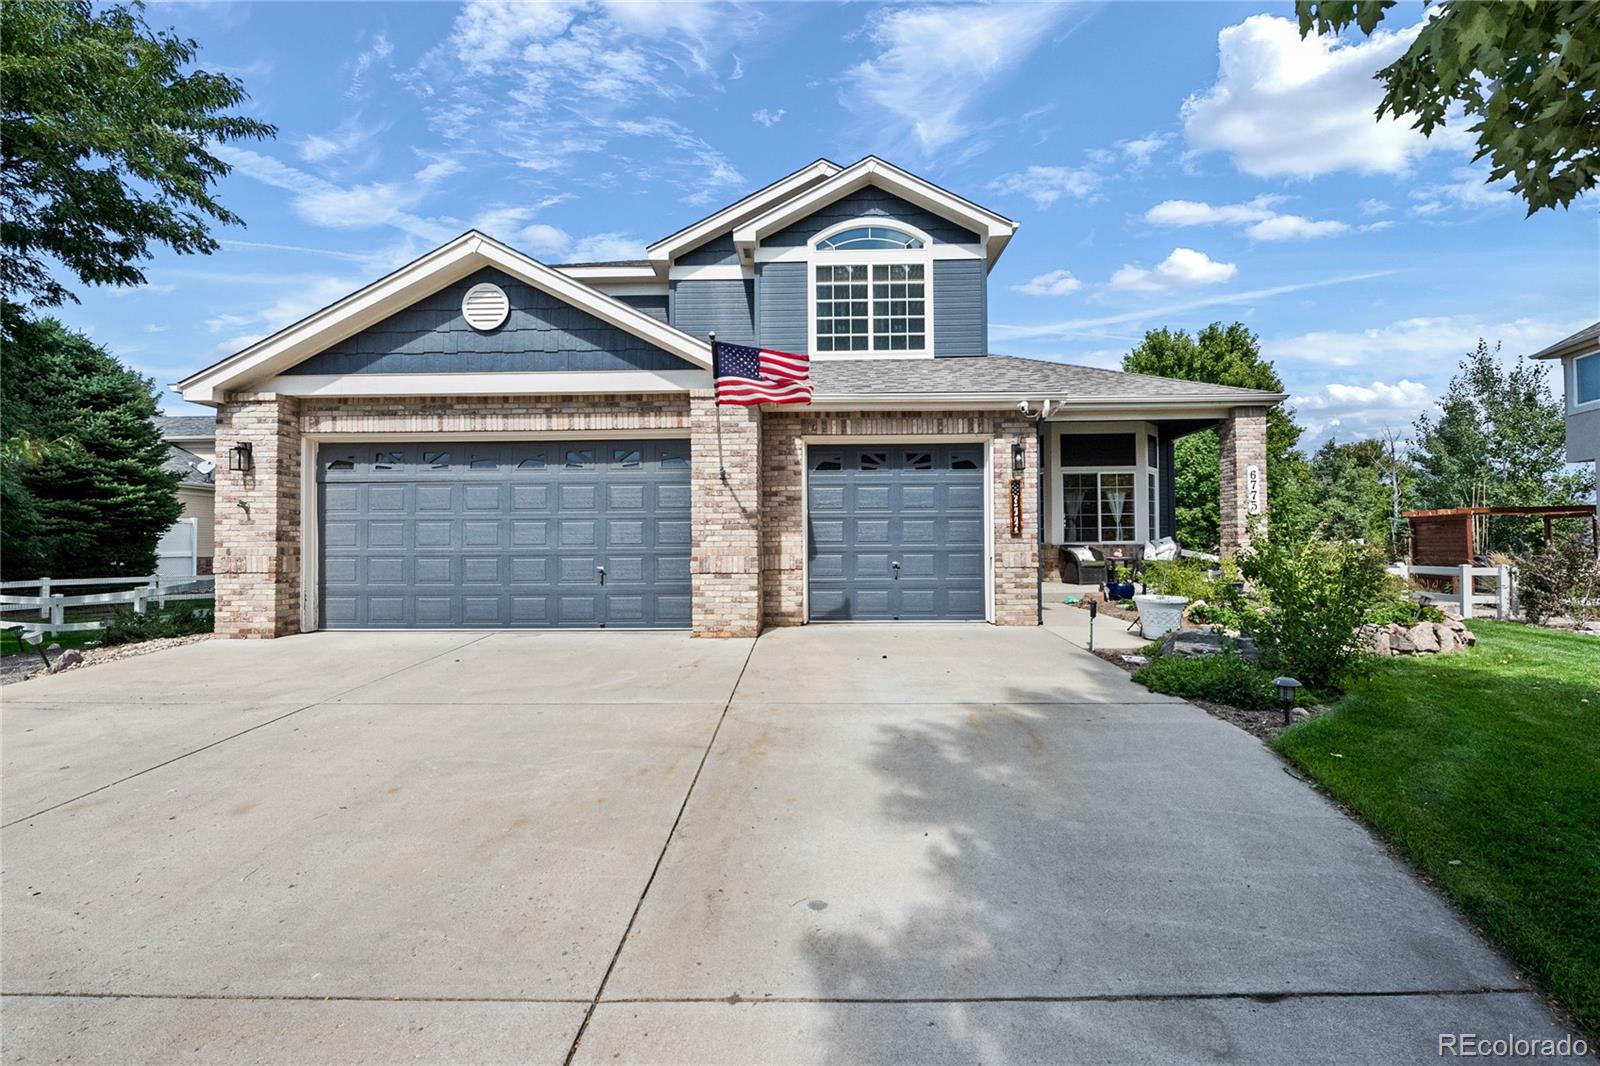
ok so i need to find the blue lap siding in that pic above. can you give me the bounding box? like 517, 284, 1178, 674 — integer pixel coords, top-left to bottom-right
669, 279, 756, 345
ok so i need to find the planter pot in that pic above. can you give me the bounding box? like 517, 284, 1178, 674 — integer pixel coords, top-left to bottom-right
1106, 581, 1136, 601
1134, 593, 1189, 640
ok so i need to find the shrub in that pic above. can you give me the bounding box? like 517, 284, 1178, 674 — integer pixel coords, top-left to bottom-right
1140, 557, 1218, 601
1364, 596, 1446, 627
1238, 534, 1390, 690
1515, 534, 1600, 624
1132, 653, 1281, 711
100, 604, 213, 647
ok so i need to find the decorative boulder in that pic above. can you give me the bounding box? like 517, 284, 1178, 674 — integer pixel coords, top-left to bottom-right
1159, 628, 1261, 663
1406, 622, 1441, 654
1357, 624, 1393, 657
53, 649, 85, 670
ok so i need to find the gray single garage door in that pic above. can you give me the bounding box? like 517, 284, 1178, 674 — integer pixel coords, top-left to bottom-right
318, 440, 691, 629
806, 443, 986, 621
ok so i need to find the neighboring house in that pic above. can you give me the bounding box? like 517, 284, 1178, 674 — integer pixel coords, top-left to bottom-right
1530, 321, 1600, 521
177, 156, 1283, 638
156, 415, 218, 575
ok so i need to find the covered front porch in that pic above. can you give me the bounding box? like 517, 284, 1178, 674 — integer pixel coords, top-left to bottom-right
1035, 403, 1270, 583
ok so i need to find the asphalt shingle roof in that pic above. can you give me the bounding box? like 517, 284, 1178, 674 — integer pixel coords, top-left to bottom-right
163, 444, 215, 486
156, 415, 217, 439
809, 355, 1284, 402
1530, 321, 1600, 360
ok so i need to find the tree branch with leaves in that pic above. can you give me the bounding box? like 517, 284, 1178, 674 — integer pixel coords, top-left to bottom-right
1297, 1, 1599, 213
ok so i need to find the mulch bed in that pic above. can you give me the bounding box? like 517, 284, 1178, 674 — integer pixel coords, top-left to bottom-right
1091, 647, 1331, 743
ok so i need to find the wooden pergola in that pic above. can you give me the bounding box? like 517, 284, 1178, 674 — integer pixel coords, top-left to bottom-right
1403, 505, 1600, 566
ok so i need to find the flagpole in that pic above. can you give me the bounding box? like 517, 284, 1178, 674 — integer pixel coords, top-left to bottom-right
709, 331, 726, 481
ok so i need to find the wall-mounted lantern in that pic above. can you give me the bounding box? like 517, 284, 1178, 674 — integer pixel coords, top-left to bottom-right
1011, 441, 1026, 477
228, 441, 254, 473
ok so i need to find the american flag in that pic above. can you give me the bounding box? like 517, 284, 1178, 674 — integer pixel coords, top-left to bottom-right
713, 341, 812, 406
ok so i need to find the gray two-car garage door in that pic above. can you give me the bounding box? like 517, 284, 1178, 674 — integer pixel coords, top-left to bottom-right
807, 443, 986, 621
318, 440, 691, 629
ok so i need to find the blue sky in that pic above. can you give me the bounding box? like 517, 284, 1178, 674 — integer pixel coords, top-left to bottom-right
59, 0, 1597, 449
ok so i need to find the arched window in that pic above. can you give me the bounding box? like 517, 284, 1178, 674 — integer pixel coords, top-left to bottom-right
814, 225, 925, 251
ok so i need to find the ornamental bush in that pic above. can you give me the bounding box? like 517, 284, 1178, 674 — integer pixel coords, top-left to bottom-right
1238, 534, 1390, 690
1515, 534, 1600, 625
1131, 653, 1281, 711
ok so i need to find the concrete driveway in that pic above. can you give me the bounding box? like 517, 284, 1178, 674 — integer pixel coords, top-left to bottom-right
0, 626, 1571, 1063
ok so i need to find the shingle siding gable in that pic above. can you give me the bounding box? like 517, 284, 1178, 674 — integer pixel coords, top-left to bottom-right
764, 186, 981, 247
280, 268, 696, 375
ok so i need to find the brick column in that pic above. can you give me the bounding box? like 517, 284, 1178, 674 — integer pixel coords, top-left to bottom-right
690, 392, 761, 637
1218, 405, 1268, 556
213, 394, 302, 638
992, 419, 1041, 625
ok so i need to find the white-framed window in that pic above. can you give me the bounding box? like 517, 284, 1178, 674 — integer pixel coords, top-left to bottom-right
1575, 351, 1600, 407
1052, 426, 1162, 546
808, 219, 934, 357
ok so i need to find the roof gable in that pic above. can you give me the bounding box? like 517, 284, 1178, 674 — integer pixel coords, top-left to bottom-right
645, 158, 841, 270
280, 267, 698, 377
732, 157, 1018, 266
177, 232, 711, 403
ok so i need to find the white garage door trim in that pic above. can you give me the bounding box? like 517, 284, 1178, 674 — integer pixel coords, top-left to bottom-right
298, 430, 689, 631
799, 434, 994, 624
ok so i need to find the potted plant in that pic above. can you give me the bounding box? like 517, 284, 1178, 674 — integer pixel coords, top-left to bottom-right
1133, 588, 1189, 639
1106, 564, 1136, 601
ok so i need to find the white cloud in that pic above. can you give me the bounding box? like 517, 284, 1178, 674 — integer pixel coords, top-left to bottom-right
515, 224, 642, 263
1263, 315, 1590, 369
215, 145, 457, 242
1146, 195, 1355, 242
751, 107, 784, 128
1410, 166, 1517, 216
1109, 248, 1237, 292
297, 116, 383, 163
989, 164, 1099, 209
347, 32, 394, 99
1295, 379, 1432, 443
1145, 195, 1284, 227
1013, 269, 1083, 297
843, 3, 1075, 153
411, 0, 754, 200
1182, 14, 1470, 178
1360, 198, 1390, 216
1244, 214, 1350, 241
1118, 134, 1166, 165
992, 270, 1398, 342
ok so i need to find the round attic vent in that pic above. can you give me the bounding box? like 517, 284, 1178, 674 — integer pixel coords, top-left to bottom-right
462, 282, 510, 331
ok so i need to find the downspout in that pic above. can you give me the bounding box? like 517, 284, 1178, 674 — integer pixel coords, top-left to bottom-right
1031, 400, 1056, 626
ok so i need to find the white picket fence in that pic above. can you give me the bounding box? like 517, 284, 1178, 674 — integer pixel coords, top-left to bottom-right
1389, 562, 1515, 621
0, 575, 215, 637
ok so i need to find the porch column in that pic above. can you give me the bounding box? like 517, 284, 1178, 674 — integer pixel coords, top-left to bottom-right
689, 391, 762, 637
213, 394, 303, 638
1218, 405, 1268, 556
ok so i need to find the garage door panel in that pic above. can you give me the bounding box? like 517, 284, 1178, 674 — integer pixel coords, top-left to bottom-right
415, 485, 454, 511
318, 438, 689, 630
511, 519, 549, 546
415, 556, 453, 584
807, 443, 986, 622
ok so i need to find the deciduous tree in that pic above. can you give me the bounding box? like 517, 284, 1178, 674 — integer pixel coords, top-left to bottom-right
1297, 1, 1599, 213
0, 0, 275, 306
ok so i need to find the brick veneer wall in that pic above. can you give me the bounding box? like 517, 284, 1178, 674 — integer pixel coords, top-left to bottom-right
690, 393, 762, 637
760, 410, 1040, 626
214, 395, 303, 638
1218, 405, 1268, 555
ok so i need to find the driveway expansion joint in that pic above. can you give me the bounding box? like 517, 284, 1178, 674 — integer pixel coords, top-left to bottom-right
560, 639, 759, 1066
592, 987, 1534, 1006
0, 991, 591, 1004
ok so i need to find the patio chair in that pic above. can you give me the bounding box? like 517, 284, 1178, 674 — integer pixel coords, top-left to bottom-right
1063, 546, 1107, 586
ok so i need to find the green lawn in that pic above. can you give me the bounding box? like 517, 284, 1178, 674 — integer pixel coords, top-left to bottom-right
1275, 622, 1600, 1037
0, 626, 101, 656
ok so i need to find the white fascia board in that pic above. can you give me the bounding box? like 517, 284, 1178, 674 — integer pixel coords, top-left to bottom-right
667, 263, 751, 281
805, 393, 1284, 415
177, 232, 712, 404
556, 265, 658, 281
754, 243, 984, 264
646, 159, 842, 268
732, 158, 1019, 259
262, 369, 711, 398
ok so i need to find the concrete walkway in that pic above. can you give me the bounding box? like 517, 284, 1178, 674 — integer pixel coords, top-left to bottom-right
0, 626, 1571, 1063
